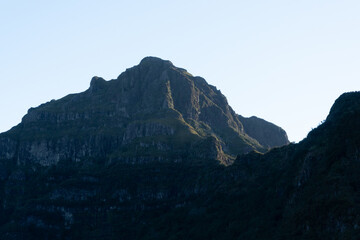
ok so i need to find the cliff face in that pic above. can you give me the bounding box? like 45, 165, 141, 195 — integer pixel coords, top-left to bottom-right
0, 57, 288, 166
238, 115, 289, 148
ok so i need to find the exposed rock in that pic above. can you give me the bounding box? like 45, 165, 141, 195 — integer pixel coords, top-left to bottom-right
122, 122, 175, 144
238, 115, 289, 148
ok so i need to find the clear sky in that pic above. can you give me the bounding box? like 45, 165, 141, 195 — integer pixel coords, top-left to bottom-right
1, 1, 359, 142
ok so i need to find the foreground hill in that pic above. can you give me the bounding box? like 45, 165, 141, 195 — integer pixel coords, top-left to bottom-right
0, 57, 288, 166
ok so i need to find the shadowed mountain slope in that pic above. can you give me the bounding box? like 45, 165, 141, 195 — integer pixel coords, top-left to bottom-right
229, 91, 360, 239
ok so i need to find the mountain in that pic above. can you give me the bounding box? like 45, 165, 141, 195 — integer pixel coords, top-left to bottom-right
8, 57, 360, 240
0, 90, 359, 239
0, 57, 289, 166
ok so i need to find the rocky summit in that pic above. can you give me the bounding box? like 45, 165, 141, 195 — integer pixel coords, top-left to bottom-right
0, 57, 288, 166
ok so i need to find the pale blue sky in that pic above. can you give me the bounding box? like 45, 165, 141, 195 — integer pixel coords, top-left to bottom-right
1, 1, 359, 142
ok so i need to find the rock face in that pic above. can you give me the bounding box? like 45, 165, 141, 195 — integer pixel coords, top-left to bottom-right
0, 57, 288, 166
238, 115, 289, 148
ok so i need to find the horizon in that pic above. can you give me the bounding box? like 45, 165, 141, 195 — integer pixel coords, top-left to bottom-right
1, 1, 360, 142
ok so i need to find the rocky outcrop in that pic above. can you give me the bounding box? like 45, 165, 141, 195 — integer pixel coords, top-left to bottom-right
238, 115, 289, 148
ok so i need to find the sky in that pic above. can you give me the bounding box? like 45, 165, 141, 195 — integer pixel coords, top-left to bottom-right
1, 1, 359, 142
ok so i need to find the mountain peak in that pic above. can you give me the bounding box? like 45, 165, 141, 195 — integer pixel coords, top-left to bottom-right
326, 91, 360, 122
139, 56, 173, 67
89, 76, 106, 93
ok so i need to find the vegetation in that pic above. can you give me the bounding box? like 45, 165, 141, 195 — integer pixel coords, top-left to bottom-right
0, 59, 357, 239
